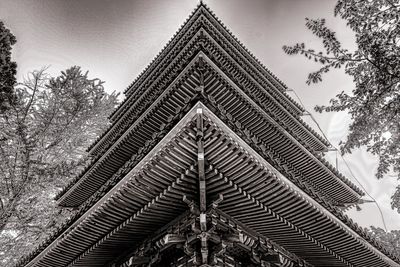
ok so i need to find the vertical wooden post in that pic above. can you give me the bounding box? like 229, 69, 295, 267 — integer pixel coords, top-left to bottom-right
196, 106, 206, 212
196, 55, 205, 94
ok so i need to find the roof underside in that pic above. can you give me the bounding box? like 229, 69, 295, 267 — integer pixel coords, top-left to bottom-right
92, 4, 329, 154
19, 3, 398, 267
18, 104, 400, 267
54, 2, 364, 208
56, 50, 363, 208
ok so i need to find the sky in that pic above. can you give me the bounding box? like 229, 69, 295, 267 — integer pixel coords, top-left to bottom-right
1, 0, 399, 231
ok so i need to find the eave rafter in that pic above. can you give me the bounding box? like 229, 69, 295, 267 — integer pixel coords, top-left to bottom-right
15, 3, 400, 267
89, 22, 323, 162
206, 163, 351, 267
90, 4, 328, 160
57, 51, 362, 210
56, 53, 203, 206
200, 109, 400, 267
68, 170, 198, 267
197, 55, 362, 203
18, 103, 400, 267
195, 27, 329, 151
203, 55, 363, 204
18, 109, 204, 267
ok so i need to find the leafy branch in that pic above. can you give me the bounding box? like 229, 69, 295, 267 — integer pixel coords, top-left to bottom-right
283, 0, 400, 213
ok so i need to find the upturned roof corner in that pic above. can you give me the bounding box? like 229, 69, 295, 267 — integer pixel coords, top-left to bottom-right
17, 3, 400, 267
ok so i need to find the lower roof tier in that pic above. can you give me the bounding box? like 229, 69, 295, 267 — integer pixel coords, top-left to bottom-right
17, 103, 400, 267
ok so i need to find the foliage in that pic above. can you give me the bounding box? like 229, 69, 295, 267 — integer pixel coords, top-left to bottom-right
0, 21, 17, 113
283, 0, 400, 211
369, 226, 400, 257
0, 66, 119, 266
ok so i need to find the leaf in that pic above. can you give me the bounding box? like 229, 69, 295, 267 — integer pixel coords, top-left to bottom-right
283, 0, 400, 212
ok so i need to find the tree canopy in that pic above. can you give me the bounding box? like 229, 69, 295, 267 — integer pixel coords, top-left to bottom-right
0, 21, 17, 113
0, 66, 119, 266
369, 226, 400, 257
283, 0, 400, 212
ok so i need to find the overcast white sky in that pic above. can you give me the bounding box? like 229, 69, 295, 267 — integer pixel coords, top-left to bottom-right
1, 0, 399, 230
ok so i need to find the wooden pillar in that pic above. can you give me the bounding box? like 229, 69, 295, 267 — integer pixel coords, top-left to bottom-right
196, 106, 206, 212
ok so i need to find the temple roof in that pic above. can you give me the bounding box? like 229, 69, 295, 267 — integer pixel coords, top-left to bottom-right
16, 3, 399, 267
53, 3, 353, 208
55, 47, 363, 208
17, 103, 400, 267
86, 2, 330, 156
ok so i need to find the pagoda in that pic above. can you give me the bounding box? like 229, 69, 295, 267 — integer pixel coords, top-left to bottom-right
16, 3, 400, 267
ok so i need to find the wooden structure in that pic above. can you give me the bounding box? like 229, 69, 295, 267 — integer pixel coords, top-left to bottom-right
17, 3, 400, 267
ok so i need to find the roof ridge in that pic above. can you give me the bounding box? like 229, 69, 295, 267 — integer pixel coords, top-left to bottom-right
199, 3, 306, 113
88, 4, 324, 156
110, 1, 305, 122
122, 2, 203, 96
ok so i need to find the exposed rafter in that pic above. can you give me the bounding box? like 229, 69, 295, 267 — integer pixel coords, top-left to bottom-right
17, 103, 400, 267
57, 52, 363, 209
16, 3, 400, 267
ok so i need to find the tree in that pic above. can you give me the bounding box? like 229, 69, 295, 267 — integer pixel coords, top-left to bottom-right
0, 21, 17, 113
0, 66, 119, 266
369, 226, 400, 257
283, 0, 400, 212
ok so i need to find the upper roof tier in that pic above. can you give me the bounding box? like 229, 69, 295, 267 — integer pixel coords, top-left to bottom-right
16, 3, 399, 267
55, 2, 364, 208
85, 2, 330, 158
55, 51, 364, 208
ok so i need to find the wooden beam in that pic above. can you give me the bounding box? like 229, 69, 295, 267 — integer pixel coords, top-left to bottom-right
197, 107, 206, 212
